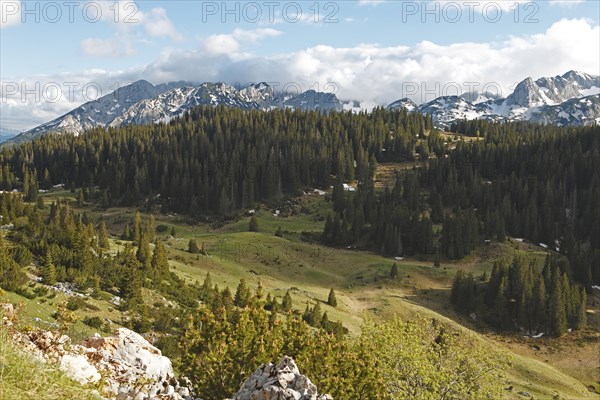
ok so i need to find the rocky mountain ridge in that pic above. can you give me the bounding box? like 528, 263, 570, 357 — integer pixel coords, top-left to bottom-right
7, 70, 598, 145
8, 81, 343, 145
388, 70, 600, 127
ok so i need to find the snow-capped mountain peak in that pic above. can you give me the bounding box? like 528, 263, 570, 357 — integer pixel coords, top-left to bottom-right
387, 71, 599, 127
8, 81, 343, 144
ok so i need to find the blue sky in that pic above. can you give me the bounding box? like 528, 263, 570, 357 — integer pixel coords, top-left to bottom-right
1, 0, 599, 130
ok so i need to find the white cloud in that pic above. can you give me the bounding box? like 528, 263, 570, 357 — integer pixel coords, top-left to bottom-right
202, 28, 282, 55
140, 7, 182, 41
0, 0, 21, 28
79, 1, 182, 57
203, 34, 241, 55
80, 36, 137, 57
549, 0, 586, 7
358, 0, 386, 6
433, 0, 530, 12
2, 18, 598, 130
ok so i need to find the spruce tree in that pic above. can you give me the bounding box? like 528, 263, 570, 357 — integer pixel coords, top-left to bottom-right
532, 277, 547, 332
201, 272, 213, 302
320, 311, 330, 329
327, 288, 338, 307
146, 215, 156, 242
275, 226, 283, 237
188, 239, 200, 254
281, 291, 293, 312
310, 302, 322, 327
549, 269, 567, 337
122, 224, 131, 240
249, 216, 259, 232
574, 288, 587, 330
390, 263, 399, 279
234, 279, 251, 308
136, 232, 151, 269
77, 188, 84, 206
133, 211, 143, 245
98, 221, 110, 249
40, 251, 57, 285
151, 240, 169, 280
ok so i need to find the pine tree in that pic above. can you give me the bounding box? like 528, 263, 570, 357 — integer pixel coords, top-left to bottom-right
201, 272, 213, 302
249, 216, 259, 232
98, 221, 110, 249
434, 245, 441, 267
188, 239, 200, 254
220, 287, 234, 312
281, 291, 293, 312
136, 232, 151, 269
234, 279, 251, 308
390, 263, 399, 279
574, 288, 587, 330
302, 302, 312, 324
549, 269, 567, 337
122, 224, 131, 240
269, 301, 279, 327
450, 269, 465, 306
133, 211, 143, 245
310, 302, 322, 327
532, 277, 547, 332
40, 251, 57, 285
122, 246, 142, 310
493, 276, 508, 330
255, 280, 264, 302
327, 288, 338, 307
170, 226, 176, 237
320, 311, 330, 329
151, 240, 169, 280
77, 188, 84, 206
146, 215, 156, 242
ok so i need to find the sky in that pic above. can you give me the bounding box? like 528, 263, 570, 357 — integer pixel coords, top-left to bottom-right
1, 0, 599, 130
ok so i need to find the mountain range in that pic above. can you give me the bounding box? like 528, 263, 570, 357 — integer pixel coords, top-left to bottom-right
7, 81, 343, 145
5, 70, 598, 145
388, 70, 599, 127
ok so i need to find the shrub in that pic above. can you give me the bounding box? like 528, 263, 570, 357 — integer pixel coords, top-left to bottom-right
82, 316, 103, 329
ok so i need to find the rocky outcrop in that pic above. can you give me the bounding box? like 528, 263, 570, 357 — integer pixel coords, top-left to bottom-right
5, 322, 195, 400
229, 356, 333, 400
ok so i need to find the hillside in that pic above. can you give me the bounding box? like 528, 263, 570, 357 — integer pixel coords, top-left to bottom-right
0, 108, 598, 399
0, 186, 598, 399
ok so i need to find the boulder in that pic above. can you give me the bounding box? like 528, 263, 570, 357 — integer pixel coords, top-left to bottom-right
60, 354, 101, 385
1, 303, 15, 326
230, 356, 333, 400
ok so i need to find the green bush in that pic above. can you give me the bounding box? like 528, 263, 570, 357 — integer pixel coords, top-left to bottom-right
156, 224, 169, 233
82, 316, 103, 329
66, 297, 99, 311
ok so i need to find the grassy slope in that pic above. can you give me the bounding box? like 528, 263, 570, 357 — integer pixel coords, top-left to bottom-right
5, 189, 599, 399
0, 327, 99, 400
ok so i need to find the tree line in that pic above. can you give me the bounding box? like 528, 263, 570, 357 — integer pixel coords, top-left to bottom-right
0, 106, 432, 216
